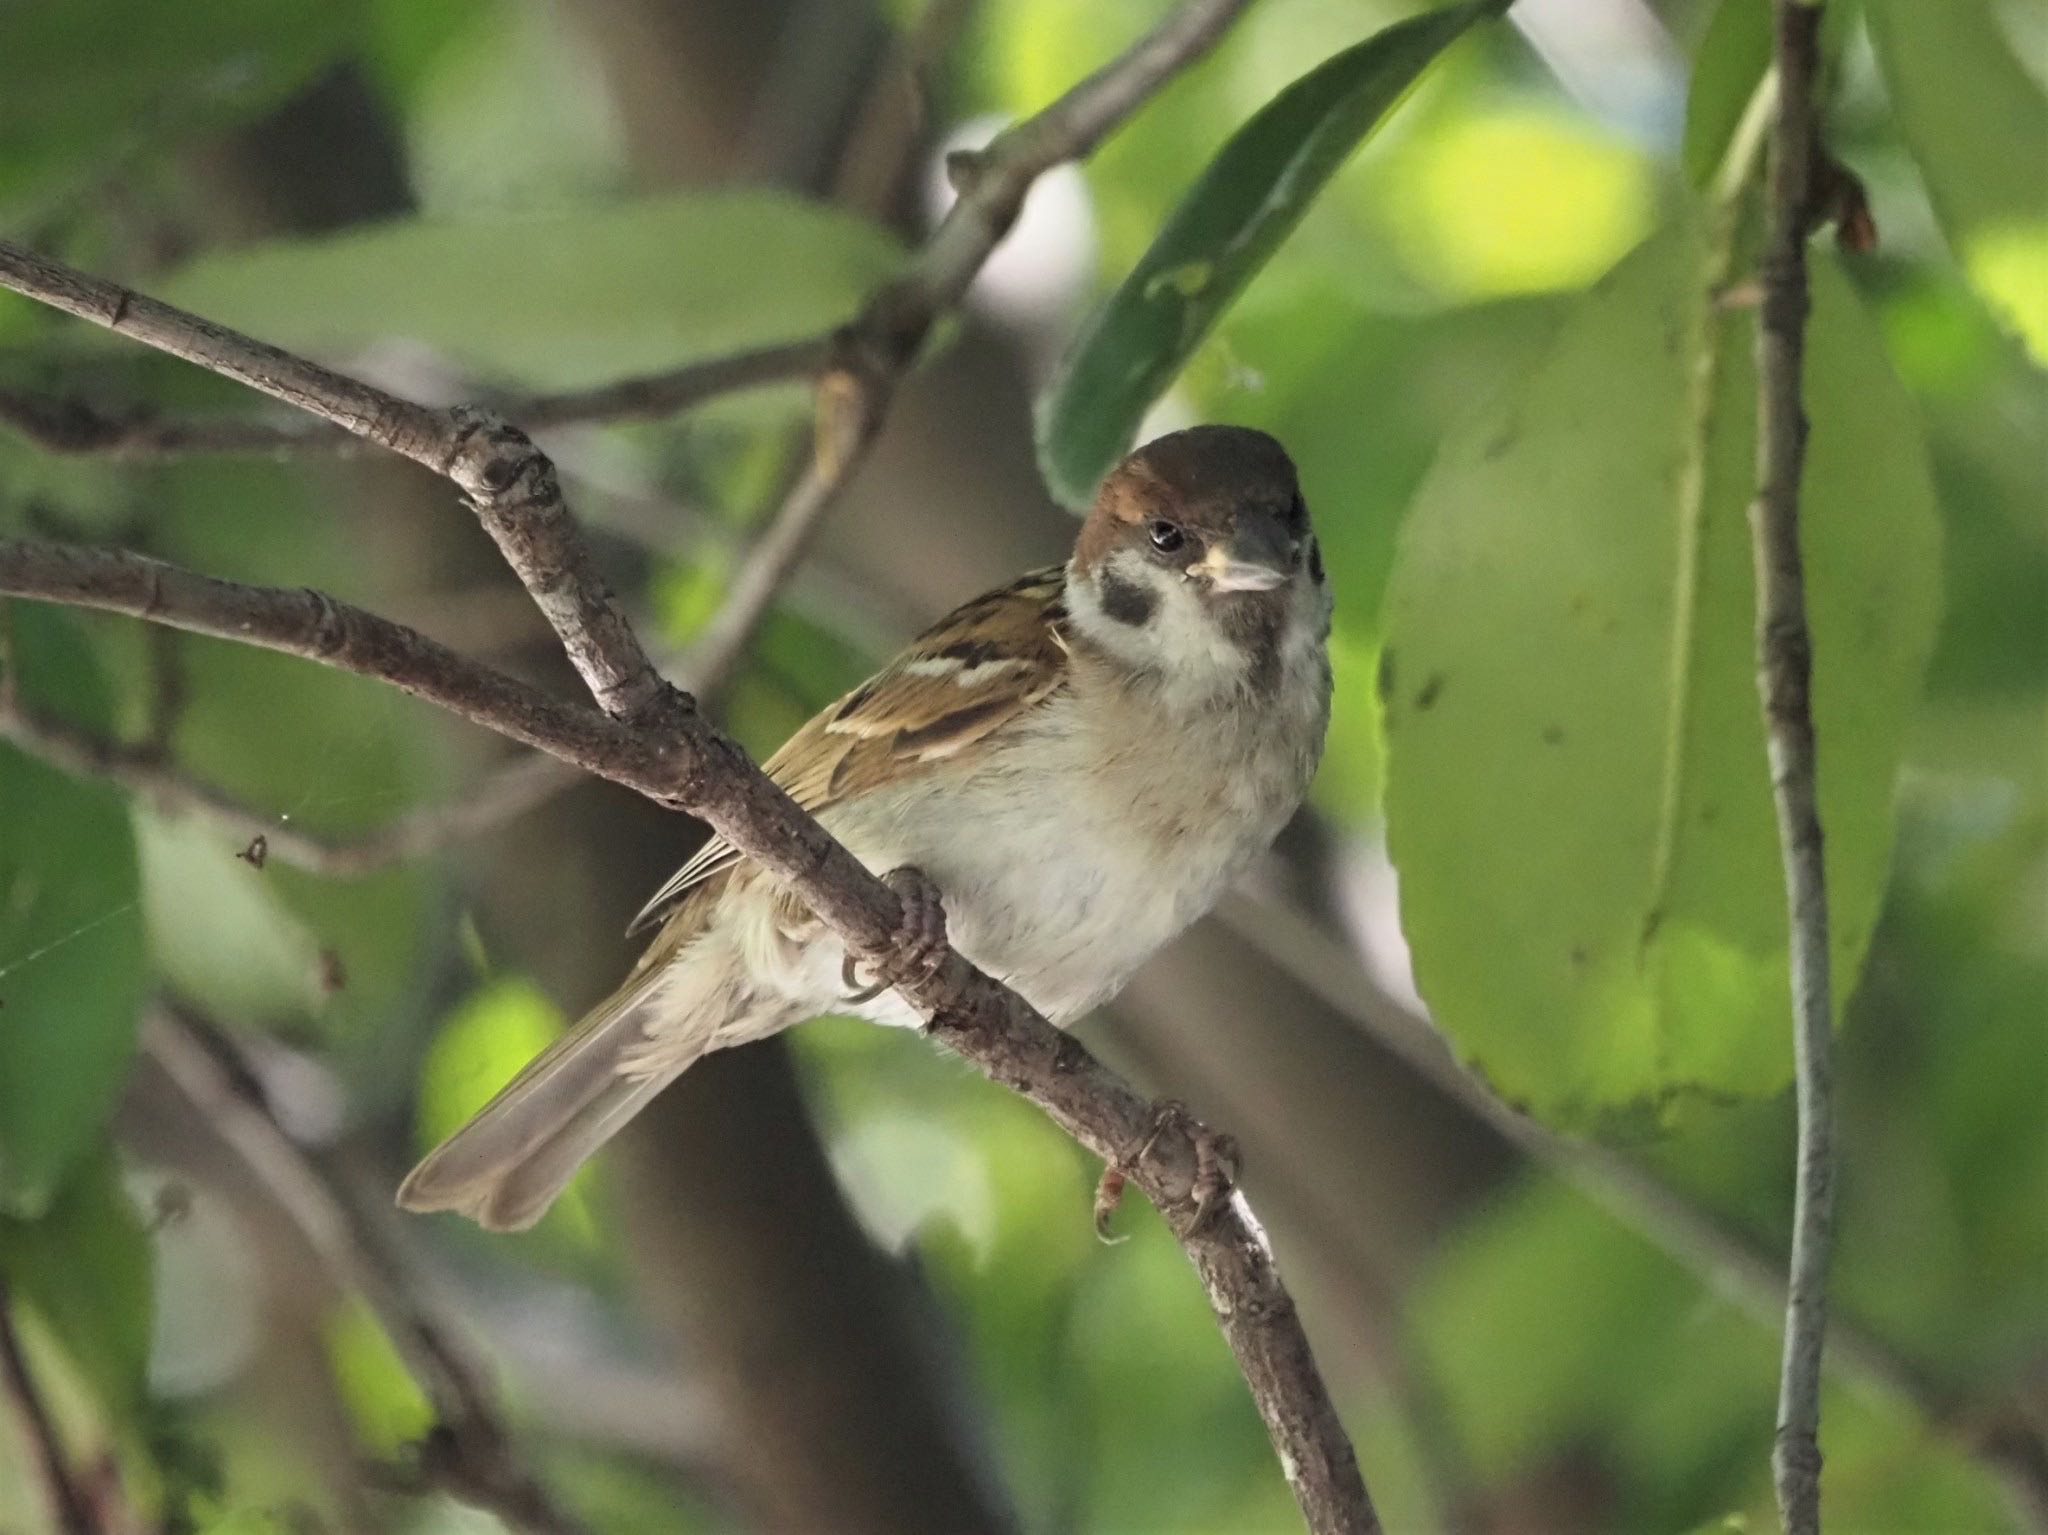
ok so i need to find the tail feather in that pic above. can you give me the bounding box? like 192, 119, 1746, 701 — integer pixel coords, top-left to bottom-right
397, 967, 711, 1232
458, 1069, 679, 1232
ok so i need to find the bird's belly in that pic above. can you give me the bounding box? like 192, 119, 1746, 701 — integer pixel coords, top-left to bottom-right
815, 762, 1282, 1029
930, 821, 1215, 1023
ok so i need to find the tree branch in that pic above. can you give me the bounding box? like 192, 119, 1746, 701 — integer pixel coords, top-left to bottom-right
0, 539, 677, 789
680, 365, 884, 696
1753, 6, 1835, 1533
0, 528, 1377, 1532
694, 0, 1257, 686
0, 241, 667, 722
0, 7, 1387, 1528
0, 1285, 103, 1535
142, 1009, 590, 1535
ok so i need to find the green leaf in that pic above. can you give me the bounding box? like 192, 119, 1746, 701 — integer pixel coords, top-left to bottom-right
323, 1295, 432, 1458
1680, 0, 1771, 189
158, 192, 902, 390
1866, 0, 2048, 361
0, 1148, 153, 1421
0, 1, 362, 217
1033, 0, 1507, 507
1381, 219, 1941, 1132
0, 609, 147, 1213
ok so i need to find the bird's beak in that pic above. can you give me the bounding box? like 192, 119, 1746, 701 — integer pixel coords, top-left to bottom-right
1198, 512, 1294, 592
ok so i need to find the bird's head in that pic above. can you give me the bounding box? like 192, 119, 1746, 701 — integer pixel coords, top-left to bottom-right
1066, 425, 1326, 694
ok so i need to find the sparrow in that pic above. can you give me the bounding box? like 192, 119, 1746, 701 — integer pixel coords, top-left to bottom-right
399, 425, 1332, 1231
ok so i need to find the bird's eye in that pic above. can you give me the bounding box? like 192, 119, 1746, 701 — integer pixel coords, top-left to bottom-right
1148, 521, 1185, 554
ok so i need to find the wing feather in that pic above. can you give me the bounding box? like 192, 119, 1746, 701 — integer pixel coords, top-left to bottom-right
627, 566, 1069, 934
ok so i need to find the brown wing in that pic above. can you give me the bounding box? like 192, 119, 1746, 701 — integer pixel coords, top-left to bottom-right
627, 566, 1071, 934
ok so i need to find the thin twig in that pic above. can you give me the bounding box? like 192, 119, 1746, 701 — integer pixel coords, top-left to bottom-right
0, 336, 832, 460
1754, 5, 1834, 1531
695, 0, 1258, 686
0, 1281, 103, 1535
509, 334, 833, 430
143, 1009, 590, 1535
0, 689, 573, 877
680, 367, 884, 695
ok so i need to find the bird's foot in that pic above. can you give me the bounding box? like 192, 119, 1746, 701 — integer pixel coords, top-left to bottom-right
841, 865, 949, 1003
1093, 1098, 1242, 1242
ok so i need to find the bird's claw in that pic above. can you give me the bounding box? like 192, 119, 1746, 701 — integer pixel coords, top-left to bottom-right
1092, 1098, 1242, 1242
841, 865, 949, 1003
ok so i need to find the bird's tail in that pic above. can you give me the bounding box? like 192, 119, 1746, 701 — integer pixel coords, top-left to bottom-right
397, 935, 742, 1232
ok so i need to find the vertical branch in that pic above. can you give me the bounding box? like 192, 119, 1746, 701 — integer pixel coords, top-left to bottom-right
1752, 4, 1834, 1533
0, 1284, 103, 1535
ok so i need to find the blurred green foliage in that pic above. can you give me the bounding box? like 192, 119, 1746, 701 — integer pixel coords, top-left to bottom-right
0, 0, 363, 221
0, 610, 146, 1214
161, 193, 901, 390
0, 0, 2041, 1532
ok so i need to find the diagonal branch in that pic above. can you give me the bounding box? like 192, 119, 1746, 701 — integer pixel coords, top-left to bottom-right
0, 240, 666, 723
0, 528, 1377, 1533
0, 540, 681, 790
0, 5, 1389, 1528
1752, 5, 1836, 1533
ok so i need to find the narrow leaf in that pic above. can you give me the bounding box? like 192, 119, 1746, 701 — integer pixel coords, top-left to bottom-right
1680, 0, 1771, 189
1034, 0, 1507, 507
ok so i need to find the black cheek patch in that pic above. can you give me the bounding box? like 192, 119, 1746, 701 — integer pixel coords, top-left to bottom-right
1307, 536, 1326, 585
1097, 570, 1157, 626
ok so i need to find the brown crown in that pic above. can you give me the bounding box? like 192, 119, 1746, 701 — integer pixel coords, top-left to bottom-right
1073, 425, 1301, 572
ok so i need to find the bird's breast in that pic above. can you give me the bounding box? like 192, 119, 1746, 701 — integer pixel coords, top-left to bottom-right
819, 661, 1327, 1026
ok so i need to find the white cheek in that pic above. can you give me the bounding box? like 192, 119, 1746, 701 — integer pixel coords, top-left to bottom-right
1067, 550, 1248, 699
